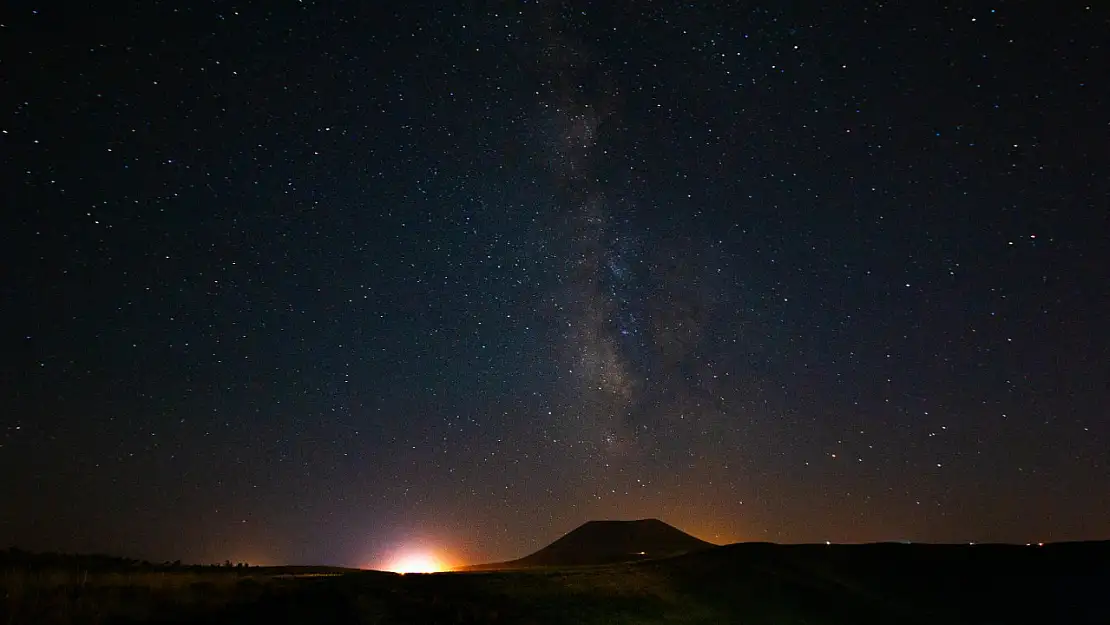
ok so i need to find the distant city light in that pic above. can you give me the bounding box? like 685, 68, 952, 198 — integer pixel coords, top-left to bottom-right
386, 551, 448, 574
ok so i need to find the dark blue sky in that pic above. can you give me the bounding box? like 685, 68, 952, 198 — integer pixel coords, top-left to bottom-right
2, 2, 1107, 567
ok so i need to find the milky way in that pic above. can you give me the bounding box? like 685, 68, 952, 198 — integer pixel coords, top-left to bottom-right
3, 3, 1107, 565
534, 17, 743, 483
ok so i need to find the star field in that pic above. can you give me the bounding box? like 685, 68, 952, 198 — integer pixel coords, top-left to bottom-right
2, 2, 1108, 567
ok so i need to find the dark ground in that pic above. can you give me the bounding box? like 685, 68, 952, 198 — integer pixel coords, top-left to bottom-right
3, 542, 1108, 624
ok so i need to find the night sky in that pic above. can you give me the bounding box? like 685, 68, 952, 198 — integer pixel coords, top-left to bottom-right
3, 2, 1108, 569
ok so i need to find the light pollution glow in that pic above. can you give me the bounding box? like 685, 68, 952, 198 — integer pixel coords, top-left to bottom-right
383, 550, 451, 574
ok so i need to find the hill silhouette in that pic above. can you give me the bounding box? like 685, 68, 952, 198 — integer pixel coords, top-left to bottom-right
466, 518, 715, 570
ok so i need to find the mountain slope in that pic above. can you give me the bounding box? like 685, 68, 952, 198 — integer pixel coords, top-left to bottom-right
467, 518, 715, 570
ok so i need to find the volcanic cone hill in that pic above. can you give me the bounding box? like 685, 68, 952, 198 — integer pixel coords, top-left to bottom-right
467, 518, 715, 570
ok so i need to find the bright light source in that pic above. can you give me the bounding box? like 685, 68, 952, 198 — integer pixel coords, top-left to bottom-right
387, 552, 447, 574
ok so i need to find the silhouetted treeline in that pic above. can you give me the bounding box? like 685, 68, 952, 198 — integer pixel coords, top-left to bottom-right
0, 547, 252, 571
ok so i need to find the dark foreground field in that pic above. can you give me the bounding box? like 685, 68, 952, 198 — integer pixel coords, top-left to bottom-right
3, 542, 1108, 624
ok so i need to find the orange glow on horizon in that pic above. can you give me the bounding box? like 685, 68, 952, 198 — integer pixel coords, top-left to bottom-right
383, 550, 451, 574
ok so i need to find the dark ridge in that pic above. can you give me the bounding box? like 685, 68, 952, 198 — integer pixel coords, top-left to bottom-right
0, 547, 356, 575
465, 518, 715, 570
